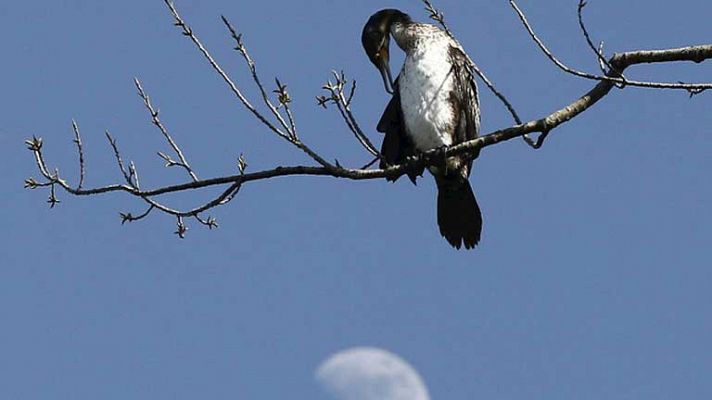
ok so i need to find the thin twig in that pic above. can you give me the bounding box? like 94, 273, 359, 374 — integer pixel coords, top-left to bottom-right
104, 131, 135, 187
120, 205, 155, 224
134, 78, 198, 181
221, 15, 294, 136
320, 71, 380, 158
273, 77, 298, 138
361, 157, 379, 170
284, 103, 298, 139
71, 119, 86, 190
129, 161, 140, 190
142, 180, 243, 218
195, 214, 219, 229
47, 183, 60, 208
576, 0, 626, 86
175, 216, 187, 238
422, 0, 452, 37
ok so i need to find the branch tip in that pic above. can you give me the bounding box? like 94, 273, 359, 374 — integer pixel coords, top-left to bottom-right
24, 177, 40, 189
25, 136, 43, 151
237, 154, 248, 174
174, 217, 188, 239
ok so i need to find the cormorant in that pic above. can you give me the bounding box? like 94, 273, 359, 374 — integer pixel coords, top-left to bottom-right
362, 8, 483, 249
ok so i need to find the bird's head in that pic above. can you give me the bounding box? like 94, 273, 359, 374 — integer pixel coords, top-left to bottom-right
361, 9, 412, 94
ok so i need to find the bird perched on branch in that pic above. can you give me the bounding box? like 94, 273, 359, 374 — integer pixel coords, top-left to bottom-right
362, 9, 483, 249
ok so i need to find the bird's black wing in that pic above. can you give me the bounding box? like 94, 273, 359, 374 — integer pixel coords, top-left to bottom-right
435, 45, 483, 249
448, 45, 481, 175
376, 80, 422, 184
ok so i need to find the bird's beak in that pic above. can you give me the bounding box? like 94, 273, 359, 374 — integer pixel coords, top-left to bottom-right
376, 50, 395, 94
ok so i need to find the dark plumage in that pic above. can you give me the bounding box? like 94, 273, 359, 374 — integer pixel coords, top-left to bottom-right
376, 80, 423, 185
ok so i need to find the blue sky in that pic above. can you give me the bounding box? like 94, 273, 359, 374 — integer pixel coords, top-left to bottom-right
1, 0, 710, 398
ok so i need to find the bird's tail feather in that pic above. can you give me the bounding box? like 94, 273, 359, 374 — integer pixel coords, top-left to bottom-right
436, 176, 482, 250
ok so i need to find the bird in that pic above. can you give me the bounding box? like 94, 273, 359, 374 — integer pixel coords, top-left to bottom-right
362, 8, 483, 249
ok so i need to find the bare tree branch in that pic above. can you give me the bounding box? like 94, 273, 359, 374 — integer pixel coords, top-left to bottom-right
120, 206, 154, 225
164, 0, 335, 171
134, 78, 198, 181
318, 71, 381, 158
71, 119, 86, 190
104, 131, 136, 188
575, 0, 626, 86
509, 0, 712, 92
164, 1, 284, 138
24, 1, 711, 237
27, 42, 712, 192
220, 15, 295, 138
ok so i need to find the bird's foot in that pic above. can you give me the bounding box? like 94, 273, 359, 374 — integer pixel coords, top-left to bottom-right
433, 145, 449, 175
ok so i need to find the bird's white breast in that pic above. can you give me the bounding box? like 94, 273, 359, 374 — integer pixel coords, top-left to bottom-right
398, 37, 456, 152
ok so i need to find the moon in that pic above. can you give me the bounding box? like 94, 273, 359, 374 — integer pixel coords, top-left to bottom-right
315, 347, 430, 400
